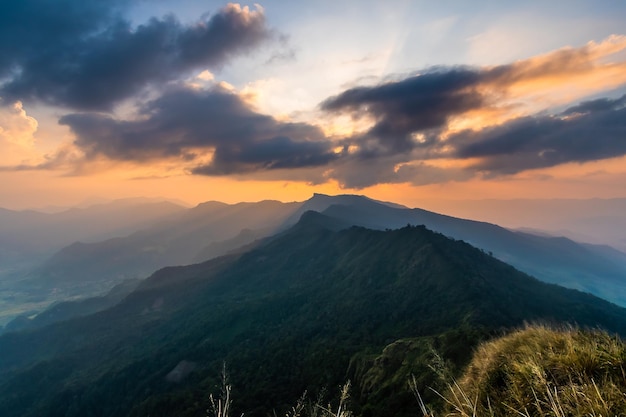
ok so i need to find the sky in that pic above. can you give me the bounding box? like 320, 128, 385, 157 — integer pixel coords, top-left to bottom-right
1, 0, 626, 210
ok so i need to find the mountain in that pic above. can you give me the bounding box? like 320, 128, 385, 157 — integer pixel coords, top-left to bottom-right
422, 198, 626, 253
10, 193, 626, 330
0, 213, 624, 417
191, 228, 271, 263
316, 200, 626, 305
0, 198, 186, 286
0, 199, 188, 326
280, 192, 407, 226
24, 194, 399, 294
22, 200, 301, 292
0, 198, 186, 257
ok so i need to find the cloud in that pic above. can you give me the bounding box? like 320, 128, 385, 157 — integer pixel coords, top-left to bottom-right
321, 35, 626, 139
0, 101, 37, 147
562, 94, 626, 115
317, 35, 626, 183
55, 63, 626, 188
192, 136, 338, 175
0, 2, 272, 110
321, 68, 485, 155
452, 95, 626, 174
0, 100, 39, 165
59, 85, 340, 175
326, 157, 472, 189
7, 33, 626, 190
196, 70, 215, 82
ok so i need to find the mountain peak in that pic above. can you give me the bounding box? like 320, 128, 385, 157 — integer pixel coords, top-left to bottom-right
308, 193, 407, 208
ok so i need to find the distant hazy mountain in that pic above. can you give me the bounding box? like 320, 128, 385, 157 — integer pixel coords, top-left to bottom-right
0, 198, 186, 267
0, 212, 624, 417
15, 194, 626, 316
21, 200, 301, 293
0, 198, 188, 326
422, 198, 626, 252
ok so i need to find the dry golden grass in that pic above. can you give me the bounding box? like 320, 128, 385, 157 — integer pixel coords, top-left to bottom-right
438, 325, 626, 417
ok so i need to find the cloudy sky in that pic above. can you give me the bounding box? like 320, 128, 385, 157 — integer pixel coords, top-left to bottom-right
1, 0, 626, 209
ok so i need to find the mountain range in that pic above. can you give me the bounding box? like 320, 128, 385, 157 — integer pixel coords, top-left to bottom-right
0, 197, 186, 291
1, 210, 625, 417
4, 193, 625, 330
0, 198, 188, 325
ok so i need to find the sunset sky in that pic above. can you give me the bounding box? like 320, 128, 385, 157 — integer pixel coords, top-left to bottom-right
1, 0, 625, 209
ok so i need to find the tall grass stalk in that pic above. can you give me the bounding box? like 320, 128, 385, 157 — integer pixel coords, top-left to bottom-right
207, 363, 238, 417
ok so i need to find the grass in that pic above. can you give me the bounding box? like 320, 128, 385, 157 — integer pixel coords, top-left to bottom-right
428, 325, 626, 417
284, 382, 353, 417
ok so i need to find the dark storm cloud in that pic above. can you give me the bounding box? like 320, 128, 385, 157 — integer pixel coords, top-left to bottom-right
0, 1, 272, 110
453, 95, 626, 174
321, 68, 485, 155
193, 136, 338, 175
60, 86, 339, 174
